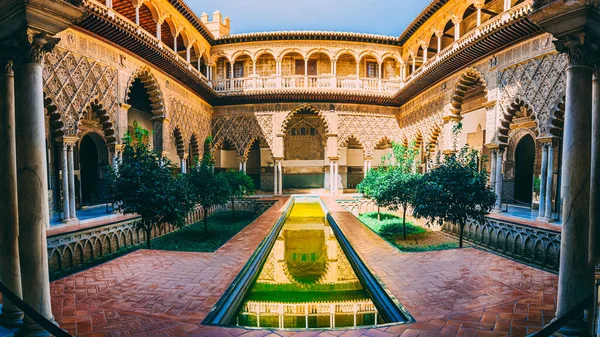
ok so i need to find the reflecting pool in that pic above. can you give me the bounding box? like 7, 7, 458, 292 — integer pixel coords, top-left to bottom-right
234, 200, 385, 329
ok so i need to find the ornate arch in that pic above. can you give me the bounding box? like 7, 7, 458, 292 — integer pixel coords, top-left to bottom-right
241, 136, 270, 161
44, 93, 63, 139
450, 67, 488, 115
547, 95, 565, 138
280, 105, 330, 135
79, 97, 117, 145
506, 127, 537, 163
172, 127, 185, 157
497, 97, 539, 146
125, 67, 165, 117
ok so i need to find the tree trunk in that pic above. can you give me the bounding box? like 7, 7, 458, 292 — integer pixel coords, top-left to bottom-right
459, 222, 464, 248
203, 207, 208, 236
402, 206, 407, 241
231, 196, 235, 218
146, 226, 152, 249
377, 206, 380, 221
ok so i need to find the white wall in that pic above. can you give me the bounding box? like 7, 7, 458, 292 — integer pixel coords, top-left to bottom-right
346, 149, 363, 167
216, 150, 238, 169
459, 107, 487, 148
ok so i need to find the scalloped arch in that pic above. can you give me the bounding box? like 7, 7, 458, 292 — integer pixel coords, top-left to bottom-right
125, 67, 165, 117
280, 105, 330, 135
450, 67, 488, 115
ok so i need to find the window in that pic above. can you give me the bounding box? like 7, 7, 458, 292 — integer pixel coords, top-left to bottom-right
300, 127, 306, 135
295, 59, 317, 75
366, 61, 379, 78
291, 128, 297, 136
233, 61, 244, 78
310, 128, 315, 136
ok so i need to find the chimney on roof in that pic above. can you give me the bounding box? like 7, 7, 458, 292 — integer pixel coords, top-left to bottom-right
202, 10, 230, 38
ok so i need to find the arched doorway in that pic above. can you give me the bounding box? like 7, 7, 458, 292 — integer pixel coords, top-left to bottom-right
513, 134, 535, 204
79, 133, 108, 206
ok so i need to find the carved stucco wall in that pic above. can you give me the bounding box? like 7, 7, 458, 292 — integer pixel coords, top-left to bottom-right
50, 28, 213, 149
212, 103, 400, 160
397, 34, 563, 150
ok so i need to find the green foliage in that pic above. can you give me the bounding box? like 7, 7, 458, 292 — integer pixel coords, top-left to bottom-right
151, 211, 256, 252
187, 162, 231, 234
202, 135, 215, 167
359, 212, 425, 236
359, 141, 422, 239
533, 175, 541, 194
110, 122, 195, 249
395, 242, 459, 252
224, 170, 255, 217
412, 144, 496, 248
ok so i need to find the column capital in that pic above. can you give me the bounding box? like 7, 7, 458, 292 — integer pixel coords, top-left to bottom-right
120, 102, 132, 110
62, 136, 79, 145
0, 58, 13, 76
114, 144, 125, 153
537, 136, 559, 146
9, 30, 60, 66
555, 33, 597, 69
328, 157, 340, 162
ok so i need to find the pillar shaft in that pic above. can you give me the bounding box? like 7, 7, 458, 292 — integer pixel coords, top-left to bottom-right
555, 52, 593, 334
13, 36, 56, 336
592, 67, 600, 264
273, 161, 278, 195
277, 160, 283, 195
494, 148, 504, 210
67, 144, 76, 220
330, 161, 334, 193
538, 144, 548, 218
544, 144, 555, 219
61, 144, 70, 220
490, 149, 497, 191
0, 58, 24, 327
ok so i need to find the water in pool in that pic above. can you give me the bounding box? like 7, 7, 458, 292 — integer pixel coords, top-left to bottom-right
234, 200, 385, 329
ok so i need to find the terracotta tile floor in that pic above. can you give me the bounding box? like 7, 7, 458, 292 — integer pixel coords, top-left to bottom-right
49, 197, 557, 337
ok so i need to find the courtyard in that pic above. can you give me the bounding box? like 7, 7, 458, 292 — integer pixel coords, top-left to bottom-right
46, 198, 557, 337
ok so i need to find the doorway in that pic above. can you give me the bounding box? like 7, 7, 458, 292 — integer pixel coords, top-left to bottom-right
513, 134, 535, 204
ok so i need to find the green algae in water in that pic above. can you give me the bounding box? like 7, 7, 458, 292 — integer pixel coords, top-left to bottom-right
234, 201, 385, 329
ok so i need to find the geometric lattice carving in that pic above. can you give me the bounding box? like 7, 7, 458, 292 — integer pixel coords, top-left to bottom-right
338, 114, 401, 156
170, 98, 211, 151
498, 54, 567, 141
43, 48, 118, 140
213, 114, 274, 158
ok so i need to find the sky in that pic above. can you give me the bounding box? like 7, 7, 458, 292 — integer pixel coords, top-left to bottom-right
187, 0, 426, 37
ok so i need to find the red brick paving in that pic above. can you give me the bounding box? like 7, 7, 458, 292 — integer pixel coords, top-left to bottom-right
48, 196, 557, 336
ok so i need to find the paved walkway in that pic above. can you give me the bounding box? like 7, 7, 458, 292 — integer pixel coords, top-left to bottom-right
49, 197, 557, 337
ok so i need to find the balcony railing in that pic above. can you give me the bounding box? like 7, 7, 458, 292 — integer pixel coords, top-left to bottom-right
211, 74, 401, 94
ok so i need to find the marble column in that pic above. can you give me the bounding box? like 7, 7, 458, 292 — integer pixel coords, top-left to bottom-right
61, 143, 70, 220
490, 149, 497, 192
330, 161, 334, 193
494, 148, 504, 211
592, 66, 600, 264
555, 43, 593, 336
544, 143, 555, 220
277, 160, 283, 195
243, 161, 247, 173
538, 143, 548, 218
0, 57, 24, 328
334, 161, 339, 195
363, 159, 368, 178
67, 142, 77, 220
180, 154, 187, 174
273, 161, 278, 195
13, 33, 57, 336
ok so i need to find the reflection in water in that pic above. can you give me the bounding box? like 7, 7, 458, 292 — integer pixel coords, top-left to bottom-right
235, 201, 384, 329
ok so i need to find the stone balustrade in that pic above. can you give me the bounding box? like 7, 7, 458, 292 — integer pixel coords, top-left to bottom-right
46, 199, 277, 276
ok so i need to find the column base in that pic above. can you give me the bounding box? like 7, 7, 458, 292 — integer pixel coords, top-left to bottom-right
0, 308, 24, 329
492, 208, 504, 213
536, 216, 556, 223
554, 318, 590, 337
61, 218, 79, 226
16, 318, 56, 337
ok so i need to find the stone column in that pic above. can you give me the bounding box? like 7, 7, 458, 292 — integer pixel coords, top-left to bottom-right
0, 57, 24, 328
13, 33, 57, 337
538, 143, 548, 219
476, 6, 482, 26
494, 147, 504, 211
544, 142, 555, 220
555, 41, 593, 336
592, 65, 600, 265
334, 161, 339, 195
278, 160, 283, 195
243, 161, 247, 173
180, 153, 187, 174
363, 159, 368, 178
61, 142, 70, 220
66, 140, 77, 221
273, 160, 278, 195
330, 161, 334, 193
490, 149, 497, 192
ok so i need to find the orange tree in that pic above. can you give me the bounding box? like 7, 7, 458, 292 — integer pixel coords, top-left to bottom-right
111, 123, 195, 249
